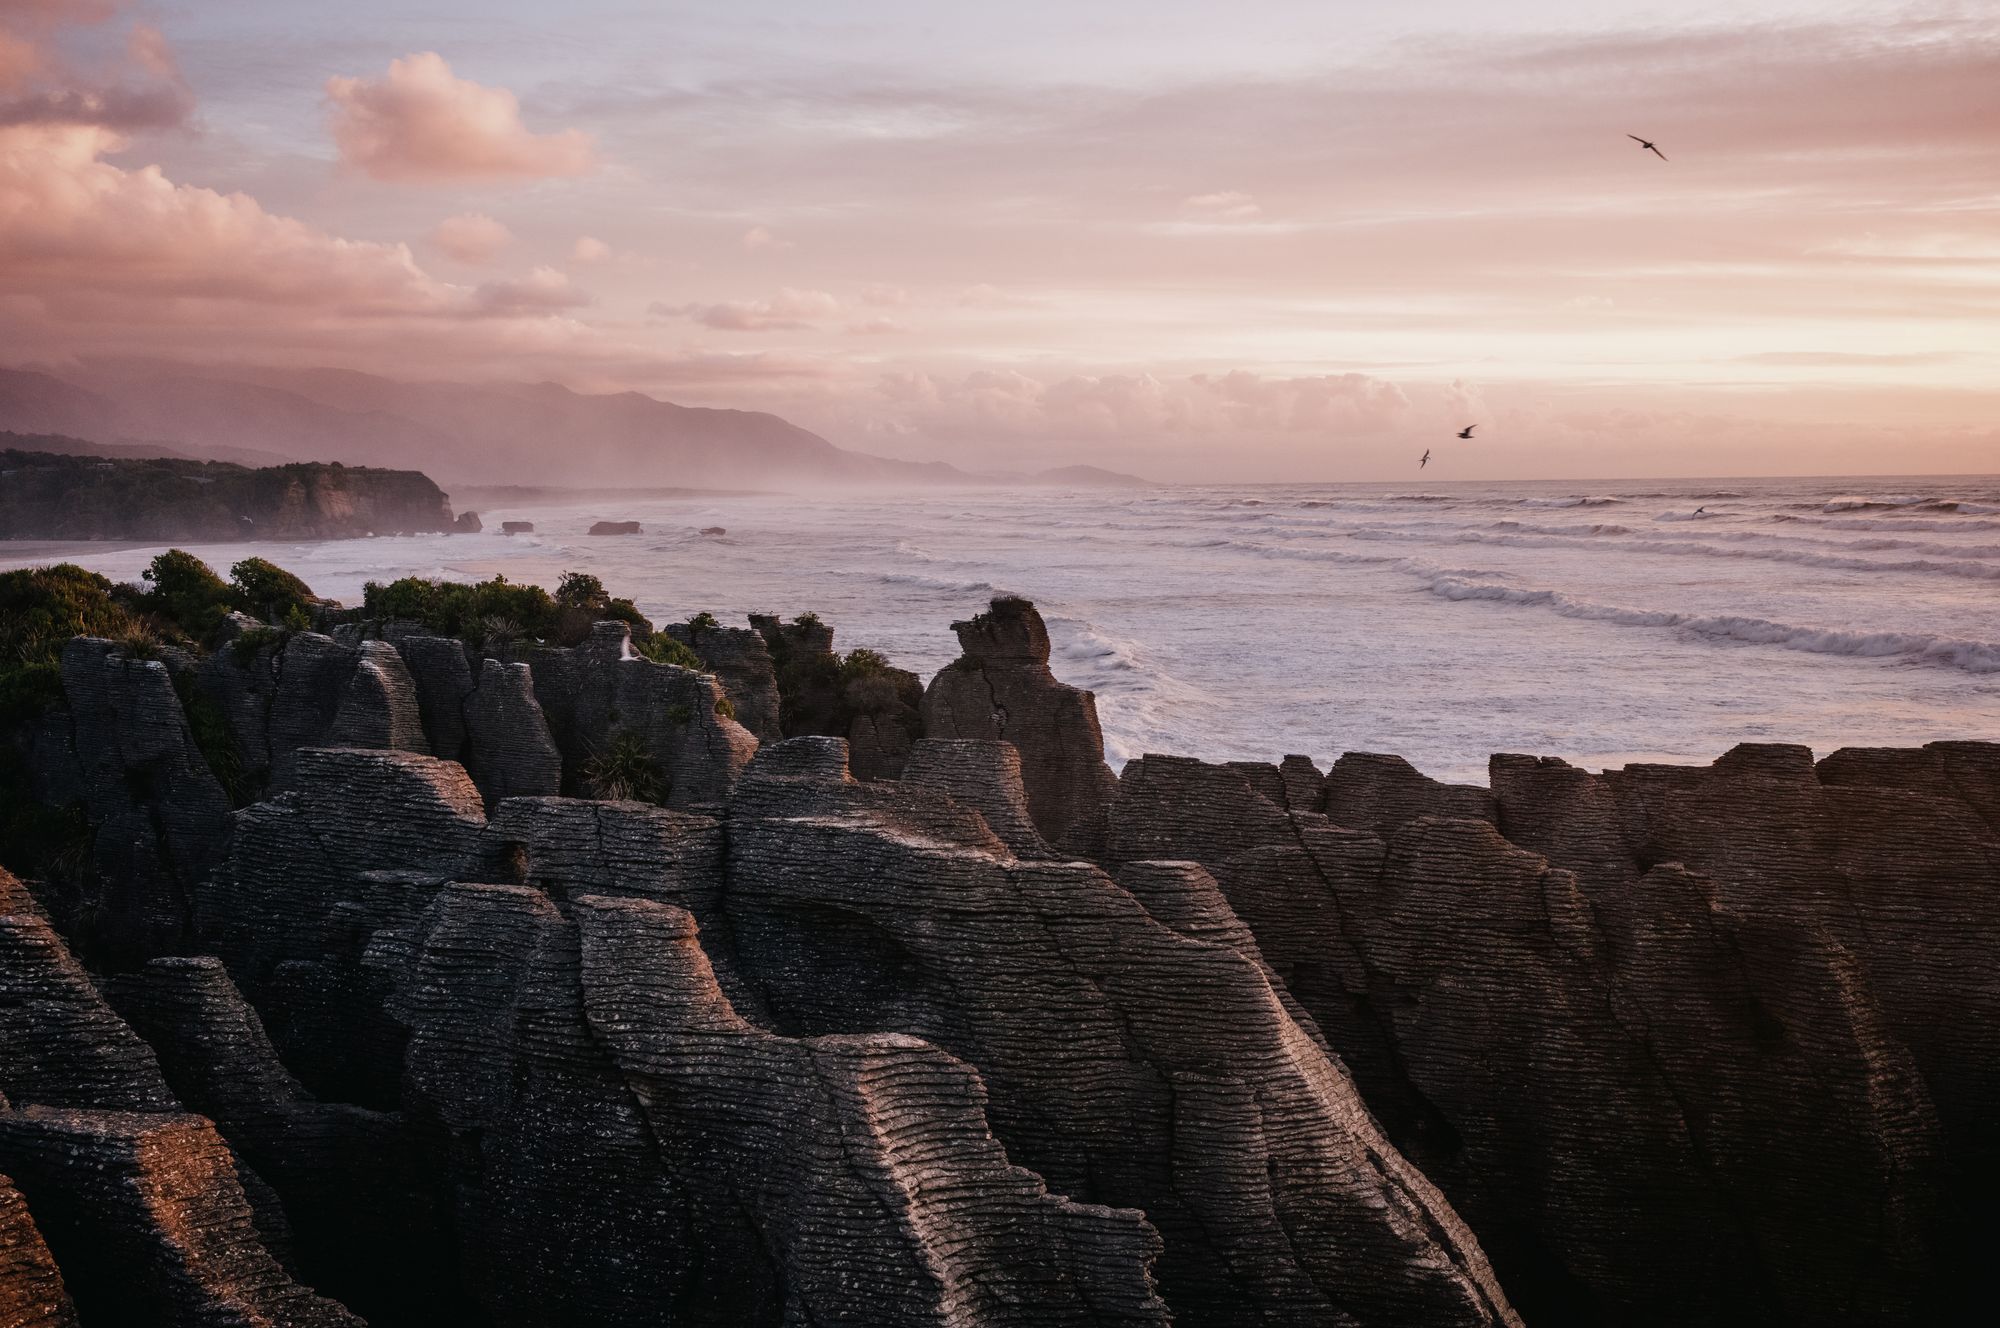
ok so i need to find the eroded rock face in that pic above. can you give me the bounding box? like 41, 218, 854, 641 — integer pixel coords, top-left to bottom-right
0, 1167, 76, 1328
510, 621, 758, 810
724, 738, 1519, 1327
1105, 744, 1993, 1325
0, 1107, 362, 1327
197, 628, 431, 795
920, 598, 1119, 855
389, 880, 1174, 1326
901, 738, 1054, 859
666, 620, 784, 743
45, 638, 231, 962
462, 658, 563, 805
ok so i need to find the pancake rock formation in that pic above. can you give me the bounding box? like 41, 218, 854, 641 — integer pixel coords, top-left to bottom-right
0, 585, 1994, 1327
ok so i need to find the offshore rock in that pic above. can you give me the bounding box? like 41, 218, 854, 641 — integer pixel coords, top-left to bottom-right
920, 597, 1119, 855
724, 737, 1518, 1326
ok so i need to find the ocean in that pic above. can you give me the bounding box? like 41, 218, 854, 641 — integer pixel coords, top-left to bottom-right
11, 474, 1998, 784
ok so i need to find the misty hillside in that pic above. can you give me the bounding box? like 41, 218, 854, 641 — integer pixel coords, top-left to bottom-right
0, 361, 964, 489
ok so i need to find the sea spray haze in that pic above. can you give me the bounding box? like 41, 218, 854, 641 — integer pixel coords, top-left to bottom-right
27, 473, 1998, 782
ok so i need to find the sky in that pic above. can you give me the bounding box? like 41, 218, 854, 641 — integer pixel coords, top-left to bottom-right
2, 0, 1997, 480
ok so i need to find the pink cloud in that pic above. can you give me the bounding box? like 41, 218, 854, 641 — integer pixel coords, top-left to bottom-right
1182, 190, 1260, 219
430, 212, 512, 265
652, 287, 841, 331
740, 224, 792, 253
571, 235, 611, 263
471, 266, 590, 315
326, 52, 595, 183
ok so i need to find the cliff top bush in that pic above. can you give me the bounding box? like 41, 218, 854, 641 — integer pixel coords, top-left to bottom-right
754, 614, 922, 743
362, 568, 663, 654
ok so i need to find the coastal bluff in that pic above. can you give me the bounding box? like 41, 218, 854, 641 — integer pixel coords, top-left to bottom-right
0, 445, 460, 540
1, 584, 1995, 1326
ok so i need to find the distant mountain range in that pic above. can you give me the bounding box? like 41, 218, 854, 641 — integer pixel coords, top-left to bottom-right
0, 361, 1150, 491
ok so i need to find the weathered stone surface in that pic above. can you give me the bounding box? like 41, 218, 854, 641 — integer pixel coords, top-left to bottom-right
0, 907, 177, 1112
666, 620, 783, 742
512, 621, 758, 809
51, 637, 231, 961
0, 1167, 77, 1328
104, 955, 464, 1325
724, 737, 1518, 1327
1107, 746, 1963, 1325
198, 748, 488, 1105
902, 738, 1055, 859
0, 1107, 363, 1326
198, 628, 431, 795
920, 598, 1119, 855
389, 880, 1173, 1326
1323, 751, 1495, 836
462, 658, 563, 805
327, 640, 430, 756
389, 634, 475, 761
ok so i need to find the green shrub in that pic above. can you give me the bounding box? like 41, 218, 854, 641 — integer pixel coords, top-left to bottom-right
230, 557, 315, 624
555, 571, 607, 608
636, 633, 703, 670
0, 564, 138, 667
715, 695, 736, 721
580, 729, 665, 803
142, 549, 235, 639
687, 610, 719, 632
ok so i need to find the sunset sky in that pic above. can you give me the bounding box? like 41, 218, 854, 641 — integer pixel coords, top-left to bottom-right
3, 0, 1996, 479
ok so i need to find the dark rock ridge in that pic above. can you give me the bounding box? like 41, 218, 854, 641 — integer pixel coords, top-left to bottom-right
0, 448, 456, 540
587, 519, 641, 535
1, 583, 1994, 1327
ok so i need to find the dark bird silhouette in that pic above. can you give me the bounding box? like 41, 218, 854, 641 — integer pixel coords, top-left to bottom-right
1628, 134, 1667, 160
1457, 425, 1477, 439
1695, 506, 1707, 515
1420, 449, 1431, 469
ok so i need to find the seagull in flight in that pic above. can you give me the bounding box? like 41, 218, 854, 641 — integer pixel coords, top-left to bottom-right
1420, 449, 1431, 470
1627, 134, 1667, 160
1457, 425, 1477, 439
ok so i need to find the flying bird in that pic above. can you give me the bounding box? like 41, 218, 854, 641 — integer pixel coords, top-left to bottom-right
1457, 425, 1477, 439
1420, 449, 1431, 470
1627, 134, 1667, 160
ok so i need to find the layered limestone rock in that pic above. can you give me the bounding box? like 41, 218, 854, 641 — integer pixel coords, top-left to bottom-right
389, 880, 1173, 1326
43, 638, 231, 962
462, 658, 563, 805
724, 737, 1519, 1327
0, 1166, 76, 1328
920, 598, 1119, 855
901, 738, 1055, 859
666, 619, 784, 742
197, 627, 430, 794
509, 621, 758, 809
0, 1107, 362, 1326
1100, 745, 1987, 1325
104, 955, 466, 1325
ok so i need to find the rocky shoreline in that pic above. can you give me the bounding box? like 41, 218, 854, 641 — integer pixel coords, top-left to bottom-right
1, 560, 1994, 1326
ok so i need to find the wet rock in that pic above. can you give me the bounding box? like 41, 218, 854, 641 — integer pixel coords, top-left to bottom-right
920, 597, 1119, 855
587, 520, 641, 535
500, 520, 533, 535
